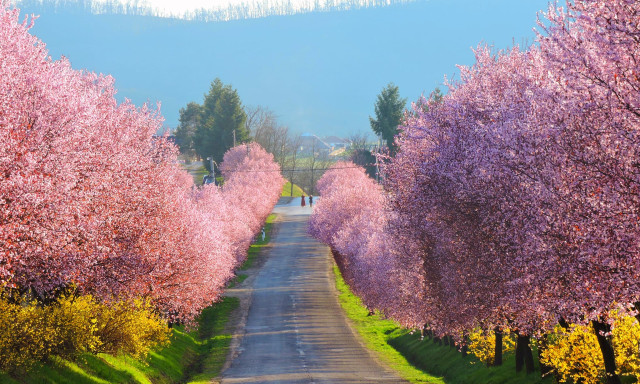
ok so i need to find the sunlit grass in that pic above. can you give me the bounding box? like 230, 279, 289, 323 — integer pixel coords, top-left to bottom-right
239, 213, 276, 270
281, 181, 305, 197
332, 265, 444, 384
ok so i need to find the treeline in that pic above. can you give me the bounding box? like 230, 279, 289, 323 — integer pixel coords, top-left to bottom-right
0, 2, 283, 373
18, 0, 414, 22
309, 1, 640, 383
175, 84, 336, 195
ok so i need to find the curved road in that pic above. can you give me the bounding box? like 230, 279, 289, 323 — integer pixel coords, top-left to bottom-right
221, 199, 406, 384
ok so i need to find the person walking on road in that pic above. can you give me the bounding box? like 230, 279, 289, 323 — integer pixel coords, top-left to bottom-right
301, 195, 306, 207
309, 195, 313, 207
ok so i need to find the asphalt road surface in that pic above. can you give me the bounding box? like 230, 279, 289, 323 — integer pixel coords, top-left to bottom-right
221, 198, 407, 384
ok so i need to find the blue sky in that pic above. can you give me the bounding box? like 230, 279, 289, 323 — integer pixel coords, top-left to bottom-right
15, 0, 550, 137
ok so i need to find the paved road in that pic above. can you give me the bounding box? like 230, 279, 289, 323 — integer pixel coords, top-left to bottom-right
221, 199, 406, 384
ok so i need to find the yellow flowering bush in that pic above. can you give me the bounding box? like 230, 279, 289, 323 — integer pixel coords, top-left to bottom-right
611, 313, 640, 381
467, 328, 516, 366
540, 313, 640, 383
0, 295, 51, 372
540, 323, 604, 384
95, 298, 170, 359
0, 290, 170, 373
46, 294, 102, 358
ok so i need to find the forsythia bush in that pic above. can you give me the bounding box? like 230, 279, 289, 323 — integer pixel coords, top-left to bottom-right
540, 324, 603, 384
95, 298, 171, 359
611, 313, 640, 381
541, 314, 640, 383
0, 291, 170, 373
44, 294, 102, 358
0, 295, 53, 372
467, 328, 515, 366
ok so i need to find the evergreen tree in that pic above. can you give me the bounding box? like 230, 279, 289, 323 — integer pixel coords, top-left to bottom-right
369, 83, 406, 155
175, 79, 248, 168
195, 78, 249, 166
174, 101, 202, 157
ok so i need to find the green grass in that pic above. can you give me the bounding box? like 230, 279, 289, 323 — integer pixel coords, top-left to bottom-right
226, 273, 248, 288
332, 265, 444, 384
281, 180, 305, 197
239, 213, 276, 270
332, 264, 554, 384
185, 297, 239, 384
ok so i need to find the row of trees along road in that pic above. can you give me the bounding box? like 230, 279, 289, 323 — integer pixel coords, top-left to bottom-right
310, 1, 640, 383
0, 1, 285, 371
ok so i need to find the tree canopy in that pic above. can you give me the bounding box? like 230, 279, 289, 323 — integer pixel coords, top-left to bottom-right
175, 78, 249, 167
369, 83, 406, 155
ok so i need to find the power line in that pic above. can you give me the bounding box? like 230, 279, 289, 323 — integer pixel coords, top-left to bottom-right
218, 164, 377, 173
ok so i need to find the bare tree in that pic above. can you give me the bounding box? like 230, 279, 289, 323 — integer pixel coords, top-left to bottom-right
348, 131, 370, 151
244, 105, 341, 194
347, 131, 376, 179
283, 134, 302, 196
245, 105, 292, 168
297, 137, 334, 195
245, 106, 278, 146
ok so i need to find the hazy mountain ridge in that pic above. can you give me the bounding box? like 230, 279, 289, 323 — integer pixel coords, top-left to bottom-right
15, 0, 415, 21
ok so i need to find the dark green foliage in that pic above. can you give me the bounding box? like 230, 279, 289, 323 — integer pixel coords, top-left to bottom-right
369, 83, 407, 155
176, 78, 249, 166
349, 148, 377, 179
175, 102, 202, 157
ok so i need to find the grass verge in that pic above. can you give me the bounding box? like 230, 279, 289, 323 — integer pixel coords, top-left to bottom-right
239, 213, 276, 270
332, 264, 553, 384
281, 181, 305, 197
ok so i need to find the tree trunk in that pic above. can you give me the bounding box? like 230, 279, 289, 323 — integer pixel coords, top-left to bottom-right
493, 328, 503, 366
592, 320, 622, 384
524, 339, 535, 374
515, 333, 535, 374
559, 317, 570, 329
515, 333, 524, 372
461, 334, 469, 357
634, 302, 640, 324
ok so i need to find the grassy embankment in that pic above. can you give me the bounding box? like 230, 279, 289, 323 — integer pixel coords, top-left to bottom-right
333, 265, 554, 384
0, 300, 237, 384
0, 214, 278, 384
281, 180, 305, 197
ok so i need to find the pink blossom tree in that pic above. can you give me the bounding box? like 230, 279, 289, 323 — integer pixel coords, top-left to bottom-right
219, 143, 284, 264
0, 1, 284, 324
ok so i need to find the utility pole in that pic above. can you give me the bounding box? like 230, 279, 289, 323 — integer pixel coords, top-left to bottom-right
375, 134, 381, 184
211, 159, 217, 185
233, 129, 236, 147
